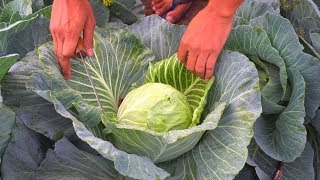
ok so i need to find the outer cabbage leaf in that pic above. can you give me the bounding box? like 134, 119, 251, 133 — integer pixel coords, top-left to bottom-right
0, 53, 18, 81
108, 0, 139, 25
1, 117, 50, 179
295, 17, 320, 56
254, 67, 306, 162
283, 0, 320, 22
36, 138, 119, 179
1, 52, 75, 141
189, 50, 261, 179
234, 164, 259, 180
311, 32, 320, 53
281, 0, 320, 58
127, 15, 186, 61
0, 14, 51, 57
89, 0, 110, 28
0, 0, 13, 11
307, 112, 320, 180
247, 140, 315, 180
227, 12, 320, 162
251, 13, 320, 120
0, 54, 18, 176
0, 87, 15, 171
234, 0, 278, 27
226, 24, 288, 114
0, 0, 32, 24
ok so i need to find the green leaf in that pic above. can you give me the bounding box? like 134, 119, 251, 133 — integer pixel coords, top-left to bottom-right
2, 52, 75, 141
311, 32, 320, 53
109, 2, 138, 25
157, 151, 198, 180
227, 12, 320, 161
1, 117, 50, 179
234, 164, 259, 180
127, 15, 186, 61
254, 68, 306, 162
251, 13, 320, 119
0, 0, 13, 12
0, 53, 19, 81
191, 50, 262, 179
89, 0, 110, 28
296, 17, 320, 57
32, 5, 51, 19
248, 140, 315, 180
0, 87, 15, 164
67, 28, 153, 114
285, 0, 320, 22
0, 15, 51, 57
234, 0, 278, 26
36, 138, 119, 179
7, 15, 51, 57
0, 0, 32, 23
226, 25, 288, 111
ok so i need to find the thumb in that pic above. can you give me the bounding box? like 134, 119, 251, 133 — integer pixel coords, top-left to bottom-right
83, 16, 96, 57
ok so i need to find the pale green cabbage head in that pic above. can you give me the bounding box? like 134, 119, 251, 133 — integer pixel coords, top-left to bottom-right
117, 83, 193, 132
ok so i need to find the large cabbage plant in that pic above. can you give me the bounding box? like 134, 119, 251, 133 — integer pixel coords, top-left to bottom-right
25, 24, 261, 178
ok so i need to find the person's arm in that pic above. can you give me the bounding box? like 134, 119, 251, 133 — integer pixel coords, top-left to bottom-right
178, 0, 244, 81
50, 0, 96, 80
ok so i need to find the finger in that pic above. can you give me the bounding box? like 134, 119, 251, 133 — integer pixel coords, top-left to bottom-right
177, 42, 188, 65
195, 52, 209, 79
59, 56, 72, 80
153, 0, 162, 3
155, 4, 170, 15
63, 32, 81, 57
52, 33, 59, 56
57, 36, 72, 80
205, 52, 219, 82
83, 15, 96, 57
154, 1, 166, 8
186, 52, 198, 73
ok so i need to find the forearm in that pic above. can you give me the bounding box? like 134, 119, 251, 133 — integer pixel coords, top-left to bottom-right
207, 0, 244, 18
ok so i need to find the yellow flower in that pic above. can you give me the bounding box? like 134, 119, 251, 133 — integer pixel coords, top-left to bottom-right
102, 0, 113, 6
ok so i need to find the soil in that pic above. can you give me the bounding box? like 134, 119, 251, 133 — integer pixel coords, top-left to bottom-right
140, 0, 208, 25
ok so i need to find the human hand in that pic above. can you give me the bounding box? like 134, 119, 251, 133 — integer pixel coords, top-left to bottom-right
177, 6, 235, 81
50, 0, 96, 79
178, 7, 234, 81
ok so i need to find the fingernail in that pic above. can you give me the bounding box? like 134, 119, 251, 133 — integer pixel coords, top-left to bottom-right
167, 16, 174, 22
152, 7, 156, 11
64, 73, 71, 80
87, 49, 94, 57
156, 11, 160, 15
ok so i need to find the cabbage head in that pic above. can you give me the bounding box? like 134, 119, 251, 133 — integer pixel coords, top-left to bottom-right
117, 83, 193, 132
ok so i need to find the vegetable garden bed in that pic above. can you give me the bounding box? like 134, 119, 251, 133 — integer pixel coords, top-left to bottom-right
0, 0, 320, 179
